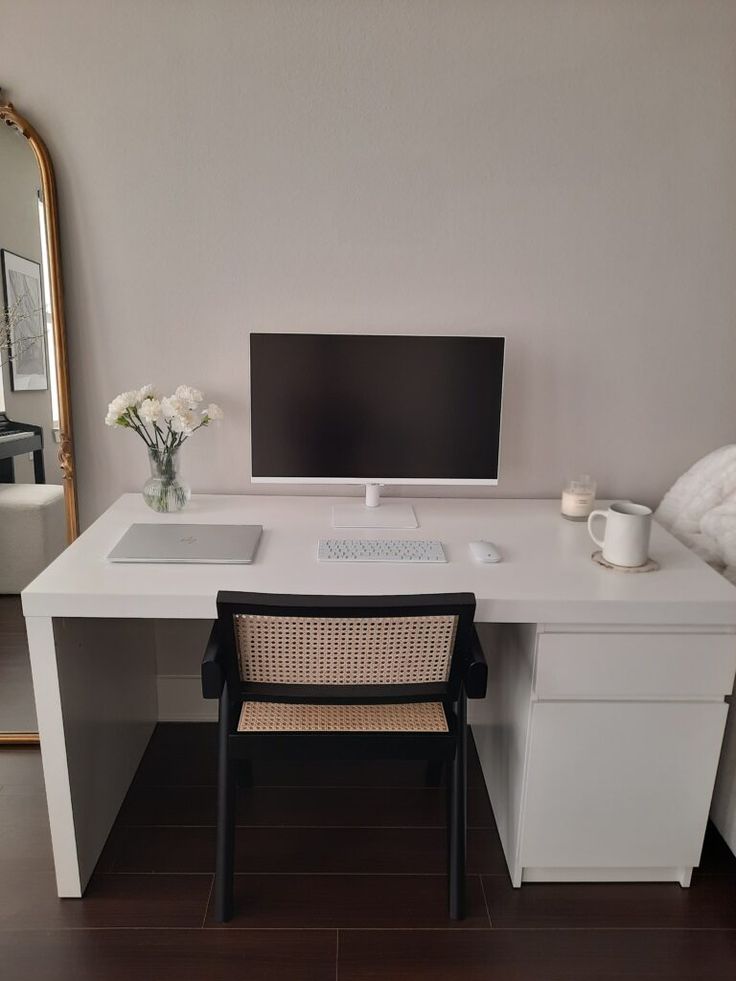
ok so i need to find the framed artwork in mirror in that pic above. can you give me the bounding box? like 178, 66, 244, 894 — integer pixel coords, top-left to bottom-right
1, 248, 48, 391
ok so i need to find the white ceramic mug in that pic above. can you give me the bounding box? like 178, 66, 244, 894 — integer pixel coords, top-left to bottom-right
587, 501, 652, 567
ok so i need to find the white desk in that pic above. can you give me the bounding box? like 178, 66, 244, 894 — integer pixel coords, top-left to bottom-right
22, 494, 736, 896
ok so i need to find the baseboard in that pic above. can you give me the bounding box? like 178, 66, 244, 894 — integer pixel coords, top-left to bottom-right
156, 675, 217, 721
521, 866, 693, 886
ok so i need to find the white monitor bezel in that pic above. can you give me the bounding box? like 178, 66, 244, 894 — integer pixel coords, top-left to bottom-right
249, 331, 505, 488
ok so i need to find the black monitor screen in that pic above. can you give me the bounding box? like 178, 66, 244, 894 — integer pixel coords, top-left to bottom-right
250, 333, 505, 482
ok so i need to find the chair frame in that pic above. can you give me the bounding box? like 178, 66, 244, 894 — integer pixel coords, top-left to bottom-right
202, 591, 488, 922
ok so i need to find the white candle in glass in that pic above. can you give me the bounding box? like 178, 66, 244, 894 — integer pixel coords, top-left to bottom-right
561, 475, 596, 521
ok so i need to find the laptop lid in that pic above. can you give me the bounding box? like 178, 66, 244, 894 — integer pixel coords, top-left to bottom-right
107, 524, 263, 564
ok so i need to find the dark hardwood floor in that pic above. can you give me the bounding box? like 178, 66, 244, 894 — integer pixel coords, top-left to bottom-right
0, 596, 37, 731
1, 722, 736, 979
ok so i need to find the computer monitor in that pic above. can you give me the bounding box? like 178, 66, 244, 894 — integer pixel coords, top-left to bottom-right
249, 333, 505, 527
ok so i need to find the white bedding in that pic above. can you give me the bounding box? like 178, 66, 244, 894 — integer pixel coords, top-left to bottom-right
655, 444, 736, 584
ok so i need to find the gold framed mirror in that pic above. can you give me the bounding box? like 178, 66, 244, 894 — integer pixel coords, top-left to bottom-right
0, 91, 77, 744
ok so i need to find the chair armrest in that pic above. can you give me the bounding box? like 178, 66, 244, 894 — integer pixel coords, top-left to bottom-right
201, 622, 225, 699
465, 627, 488, 699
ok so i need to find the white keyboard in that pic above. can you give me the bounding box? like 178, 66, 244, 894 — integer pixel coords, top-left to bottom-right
318, 538, 447, 563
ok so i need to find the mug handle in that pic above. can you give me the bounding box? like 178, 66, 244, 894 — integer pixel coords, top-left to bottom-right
587, 509, 608, 549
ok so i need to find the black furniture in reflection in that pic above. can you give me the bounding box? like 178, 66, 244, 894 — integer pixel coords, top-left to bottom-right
0, 411, 45, 483
201, 591, 488, 923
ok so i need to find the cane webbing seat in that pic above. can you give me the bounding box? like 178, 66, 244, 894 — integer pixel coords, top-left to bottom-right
238, 700, 449, 733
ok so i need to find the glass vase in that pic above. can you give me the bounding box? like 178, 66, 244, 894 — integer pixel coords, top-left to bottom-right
142, 446, 191, 513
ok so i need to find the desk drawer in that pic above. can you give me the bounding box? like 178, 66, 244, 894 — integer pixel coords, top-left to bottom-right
534, 632, 736, 699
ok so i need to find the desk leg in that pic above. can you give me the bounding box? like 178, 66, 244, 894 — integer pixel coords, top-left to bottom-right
26, 615, 158, 897
26, 617, 80, 896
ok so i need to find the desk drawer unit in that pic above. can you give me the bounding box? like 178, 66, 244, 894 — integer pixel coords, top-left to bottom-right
513, 628, 736, 885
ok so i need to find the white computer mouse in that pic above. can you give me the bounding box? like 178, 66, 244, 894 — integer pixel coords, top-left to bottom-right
469, 541, 502, 563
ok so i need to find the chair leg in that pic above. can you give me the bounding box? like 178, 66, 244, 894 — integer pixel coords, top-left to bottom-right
449, 689, 467, 920
214, 687, 235, 922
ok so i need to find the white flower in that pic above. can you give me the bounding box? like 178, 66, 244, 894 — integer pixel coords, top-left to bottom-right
170, 407, 197, 435
161, 396, 184, 420
105, 404, 122, 427
105, 391, 136, 426
138, 397, 162, 425
174, 385, 204, 409
105, 383, 216, 444
120, 390, 139, 408
203, 402, 224, 423
136, 384, 155, 402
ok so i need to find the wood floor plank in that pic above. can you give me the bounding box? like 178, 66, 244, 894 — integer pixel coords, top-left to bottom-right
0, 872, 212, 930
0, 929, 336, 981
118, 783, 495, 828
0, 748, 44, 789
106, 825, 507, 875
337, 928, 736, 981
482, 872, 736, 929
204, 874, 489, 929
0, 792, 55, 874
3, 721, 736, 981
0, 595, 37, 730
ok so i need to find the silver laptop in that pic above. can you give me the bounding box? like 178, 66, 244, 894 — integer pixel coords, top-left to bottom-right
107, 523, 262, 564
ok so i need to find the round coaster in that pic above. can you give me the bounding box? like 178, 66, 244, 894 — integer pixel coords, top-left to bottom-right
592, 550, 660, 573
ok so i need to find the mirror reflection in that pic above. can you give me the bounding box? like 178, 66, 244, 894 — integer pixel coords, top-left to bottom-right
0, 119, 66, 737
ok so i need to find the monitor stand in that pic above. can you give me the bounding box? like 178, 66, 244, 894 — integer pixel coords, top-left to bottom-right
331, 484, 418, 530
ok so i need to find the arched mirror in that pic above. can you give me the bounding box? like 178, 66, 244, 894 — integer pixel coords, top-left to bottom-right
0, 91, 77, 744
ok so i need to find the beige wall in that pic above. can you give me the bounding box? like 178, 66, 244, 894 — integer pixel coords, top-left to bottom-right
3, 0, 736, 526
0, 127, 59, 484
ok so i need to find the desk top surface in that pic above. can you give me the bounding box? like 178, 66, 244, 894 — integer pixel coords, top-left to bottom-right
21, 494, 736, 625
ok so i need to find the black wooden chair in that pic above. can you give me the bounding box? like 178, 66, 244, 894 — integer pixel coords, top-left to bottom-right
201, 591, 488, 922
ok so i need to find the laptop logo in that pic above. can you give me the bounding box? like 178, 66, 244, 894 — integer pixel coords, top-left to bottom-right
180, 535, 198, 545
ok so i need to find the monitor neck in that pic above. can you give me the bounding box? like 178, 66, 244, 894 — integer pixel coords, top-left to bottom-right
365, 483, 381, 508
